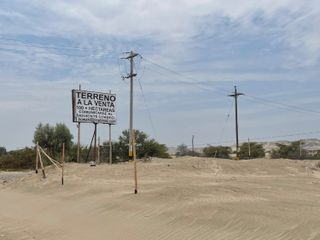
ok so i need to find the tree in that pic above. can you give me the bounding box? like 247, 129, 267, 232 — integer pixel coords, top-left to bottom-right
176, 144, 190, 157
33, 123, 73, 157
271, 141, 306, 159
33, 123, 55, 151
0, 148, 35, 170
239, 142, 265, 159
0, 147, 6, 157
203, 145, 231, 158
53, 123, 73, 154
69, 144, 90, 162
140, 139, 169, 158
106, 130, 169, 162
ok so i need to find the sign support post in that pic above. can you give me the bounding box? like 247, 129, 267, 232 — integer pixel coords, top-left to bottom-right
97, 136, 100, 164
72, 89, 117, 163
77, 84, 81, 163
109, 124, 112, 164
93, 123, 97, 162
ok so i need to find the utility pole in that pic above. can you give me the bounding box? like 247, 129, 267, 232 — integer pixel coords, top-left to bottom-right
123, 51, 139, 194
192, 135, 195, 156
228, 86, 244, 159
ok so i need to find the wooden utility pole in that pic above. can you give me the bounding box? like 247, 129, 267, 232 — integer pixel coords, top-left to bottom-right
228, 86, 244, 159
123, 51, 139, 194
77, 84, 81, 163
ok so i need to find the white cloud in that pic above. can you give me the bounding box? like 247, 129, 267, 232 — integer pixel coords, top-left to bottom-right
1, 0, 320, 149
1, 0, 319, 64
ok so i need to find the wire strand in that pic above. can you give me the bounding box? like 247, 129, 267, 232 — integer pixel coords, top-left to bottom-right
244, 94, 320, 115
136, 66, 158, 139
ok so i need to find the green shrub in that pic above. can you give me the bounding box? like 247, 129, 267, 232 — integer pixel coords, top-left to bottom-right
176, 144, 193, 157
0, 147, 6, 157
203, 145, 231, 158
33, 122, 73, 158
271, 141, 307, 159
239, 142, 265, 159
102, 130, 170, 162
0, 147, 35, 170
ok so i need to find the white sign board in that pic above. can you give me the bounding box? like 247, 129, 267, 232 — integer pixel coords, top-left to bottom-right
72, 89, 116, 125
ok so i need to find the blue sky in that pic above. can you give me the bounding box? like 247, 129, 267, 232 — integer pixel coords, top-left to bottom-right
0, 0, 320, 150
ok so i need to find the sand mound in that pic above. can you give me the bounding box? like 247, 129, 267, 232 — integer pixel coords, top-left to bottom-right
1, 157, 320, 240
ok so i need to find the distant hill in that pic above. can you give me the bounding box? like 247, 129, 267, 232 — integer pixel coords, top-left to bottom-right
167, 138, 320, 156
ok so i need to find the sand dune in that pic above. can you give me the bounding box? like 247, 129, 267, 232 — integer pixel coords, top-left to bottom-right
1, 157, 320, 240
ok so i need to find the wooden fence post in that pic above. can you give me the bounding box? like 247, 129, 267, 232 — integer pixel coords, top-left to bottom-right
38, 147, 46, 178
35, 142, 39, 174
61, 143, 65, 185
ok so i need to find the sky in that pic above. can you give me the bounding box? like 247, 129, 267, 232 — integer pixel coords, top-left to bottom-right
0, 0, 320, 150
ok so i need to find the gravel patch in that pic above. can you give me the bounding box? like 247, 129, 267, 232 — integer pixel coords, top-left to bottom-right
0, 171, 30, 184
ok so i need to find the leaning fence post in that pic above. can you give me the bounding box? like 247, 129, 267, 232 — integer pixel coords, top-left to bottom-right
38, 147, 46, 178
35, 142, 39, 174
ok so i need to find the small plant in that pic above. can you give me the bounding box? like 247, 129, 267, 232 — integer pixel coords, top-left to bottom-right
315, 162, 320, 169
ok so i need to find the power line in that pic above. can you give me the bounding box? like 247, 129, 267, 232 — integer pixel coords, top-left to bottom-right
2, 39, 319, 118
142, 56, 320, 117
132, 56, 158, 139
217, 100, 234, 145
137, 77, 158, 139
248, 130, 320, 142
244, 94, 320, 115
0, 37, 114, 53
141, 56, 230, 95
169, 129, 320, 148
0, 39, 114, 58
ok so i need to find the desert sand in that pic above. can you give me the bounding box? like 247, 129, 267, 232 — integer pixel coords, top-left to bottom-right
1, 157, 320, 240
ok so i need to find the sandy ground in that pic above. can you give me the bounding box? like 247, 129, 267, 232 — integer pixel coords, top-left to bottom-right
1, 157, 320, 240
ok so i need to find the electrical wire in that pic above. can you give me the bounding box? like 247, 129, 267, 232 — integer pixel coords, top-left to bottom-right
247, 130, 320, 142
142, 56, 320, 116
244, 94, 320, 115
0, 39, 115, 58
178, 129, 320, 148
141, 56, 230, 95
0, 37, 114, 53
217, 100, 234, 145
136, 63, 158, 139
2, 38, 319, 118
